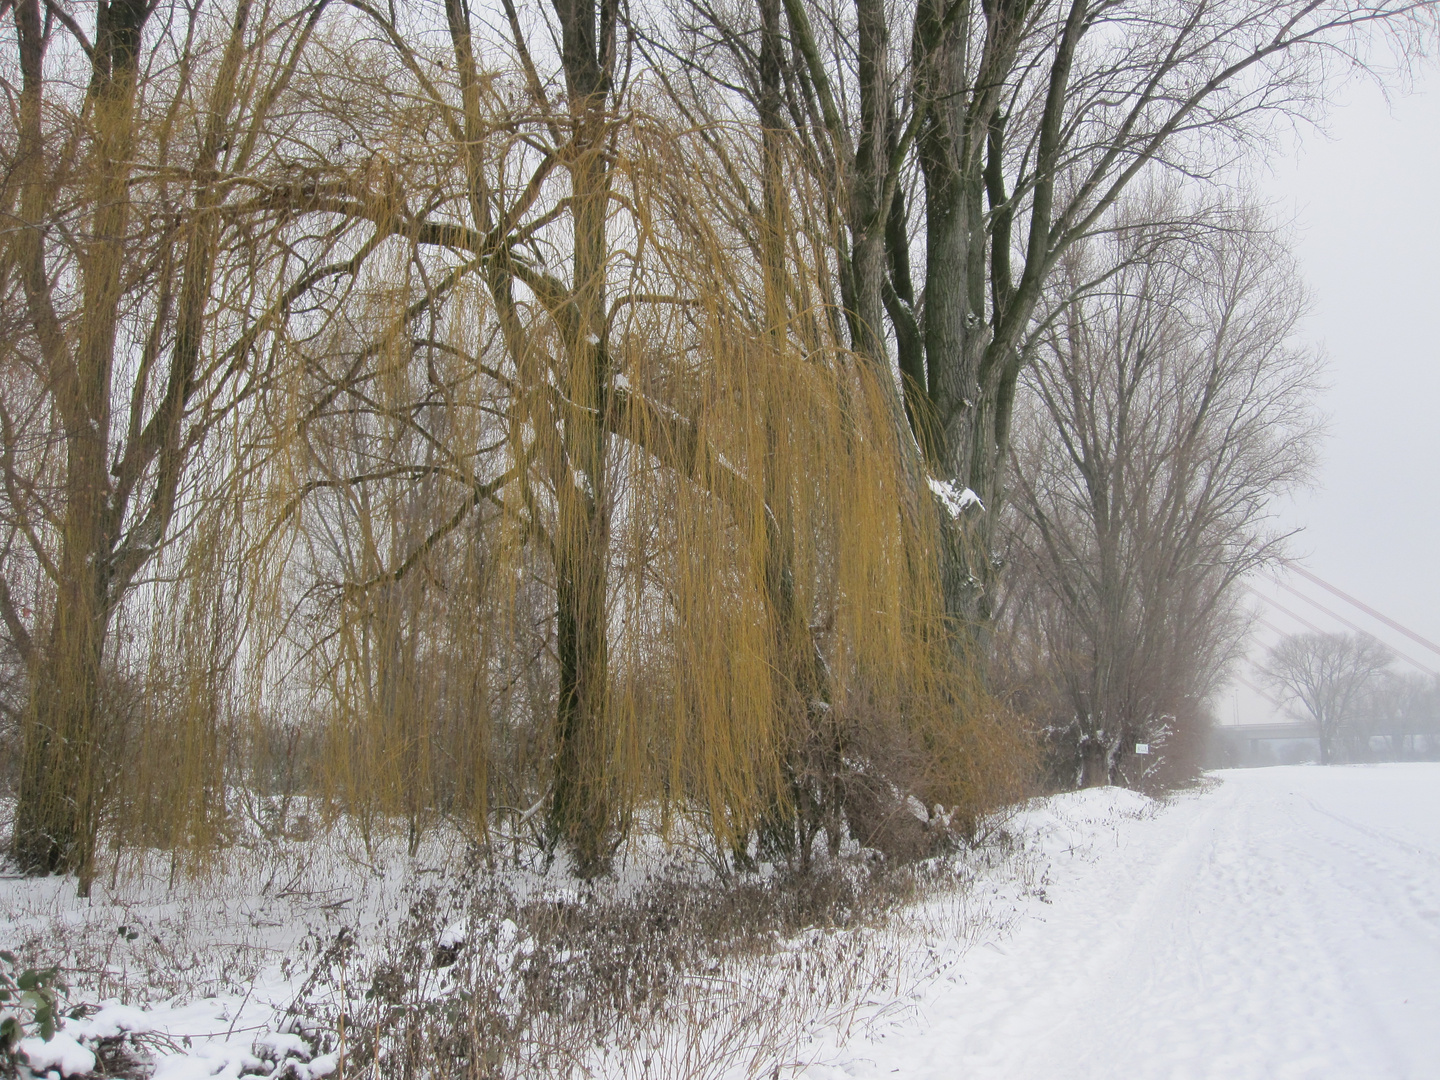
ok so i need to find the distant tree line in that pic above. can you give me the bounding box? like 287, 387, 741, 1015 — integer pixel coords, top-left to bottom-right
1261, 632, 1440, 765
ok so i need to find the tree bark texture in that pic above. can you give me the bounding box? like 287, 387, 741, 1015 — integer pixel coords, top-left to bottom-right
549, 0, 617, 872
12, 0, 152, 892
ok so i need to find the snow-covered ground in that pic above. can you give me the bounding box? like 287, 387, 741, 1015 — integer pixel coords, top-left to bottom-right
5, 764, 1437, 1078
806, 764, 1440, 1080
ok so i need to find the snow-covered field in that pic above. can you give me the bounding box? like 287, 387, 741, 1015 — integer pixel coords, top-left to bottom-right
4, 764, 1438, 1079
806, 764, 1440, 1080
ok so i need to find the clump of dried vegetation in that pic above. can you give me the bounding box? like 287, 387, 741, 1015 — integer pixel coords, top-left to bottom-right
1, 800, 1030, 1080
289, 860, 944, 1079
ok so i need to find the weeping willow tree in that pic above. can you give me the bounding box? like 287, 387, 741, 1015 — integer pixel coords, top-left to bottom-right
0, 0, 333, 892
249, 1, 1027, 874
1, 0, 1028, 888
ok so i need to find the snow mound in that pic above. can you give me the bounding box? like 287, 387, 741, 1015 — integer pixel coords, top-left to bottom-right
1031, 784, 1156, 820
438, 919, 467, 950
66, 1002, 153, 1041
18, 1032, 96, 1077
1009, 784, 1157, 851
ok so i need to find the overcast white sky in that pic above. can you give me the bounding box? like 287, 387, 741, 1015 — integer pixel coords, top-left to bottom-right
1225, 65, 1440, 725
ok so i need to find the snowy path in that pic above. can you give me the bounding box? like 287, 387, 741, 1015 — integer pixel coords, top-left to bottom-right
808, 765, 1440, 1080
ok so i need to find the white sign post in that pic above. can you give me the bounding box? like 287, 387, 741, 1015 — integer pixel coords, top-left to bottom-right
1135, 743, 1150, 755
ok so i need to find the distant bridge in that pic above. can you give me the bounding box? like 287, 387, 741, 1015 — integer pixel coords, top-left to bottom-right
1208, 721, 1320, 767
1217, 721, 1319, 743
1208, 720, 1439, 768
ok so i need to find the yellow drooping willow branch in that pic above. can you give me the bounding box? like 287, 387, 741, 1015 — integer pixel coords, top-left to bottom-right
237, 51, 1025, 860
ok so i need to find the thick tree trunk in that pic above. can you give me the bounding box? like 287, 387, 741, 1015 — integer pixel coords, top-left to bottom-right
908, 0, 1089, 634
444, 0, 617, 872
1079, 738, 1110, 787
849, 0, 896, 373
549, 533, 611, 871
14, 523, 109, 887
12, 0, 151, 894
545, 0, 616, 872
746, 0, 843, 862
911, 0, 1022, 634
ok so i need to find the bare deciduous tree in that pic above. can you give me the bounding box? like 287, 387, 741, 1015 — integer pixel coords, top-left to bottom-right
1003, 192, 1321, 786
1354, 671, 1440, 760
240, 0, 1013, 877
651, 0, 1436, 631
1262, 632, 1394, 765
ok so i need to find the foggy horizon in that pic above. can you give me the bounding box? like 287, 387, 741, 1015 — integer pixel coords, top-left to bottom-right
1229, 64, 1440, 726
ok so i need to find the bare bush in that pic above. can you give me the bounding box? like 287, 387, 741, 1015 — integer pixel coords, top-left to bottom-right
2, 811, 1028, 1080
